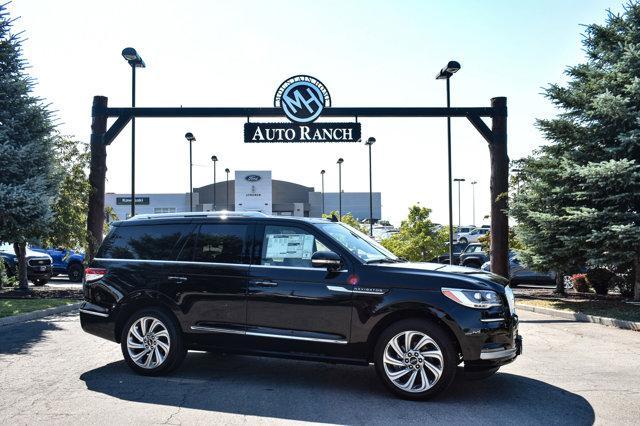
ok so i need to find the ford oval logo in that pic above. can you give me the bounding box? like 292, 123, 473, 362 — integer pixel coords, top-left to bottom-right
245, 175, 261, 182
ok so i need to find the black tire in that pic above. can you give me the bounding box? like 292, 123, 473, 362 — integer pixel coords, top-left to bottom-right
67, 263, 84, 283
463, 261, 481, 269
463, 367, 500, 380
459, 237, 468, 244
374, 319, 457, 400
32, 278, 48, 286
120, 307, 187, 376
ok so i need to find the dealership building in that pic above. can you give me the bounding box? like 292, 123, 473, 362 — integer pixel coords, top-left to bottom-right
105, 170, 381, 221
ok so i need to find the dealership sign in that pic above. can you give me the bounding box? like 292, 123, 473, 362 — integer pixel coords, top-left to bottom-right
244, 75, 360, 143
116, 196, 149, 205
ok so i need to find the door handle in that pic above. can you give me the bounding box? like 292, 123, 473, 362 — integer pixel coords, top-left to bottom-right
168, 276, 188, 282
251, 280, 278, 287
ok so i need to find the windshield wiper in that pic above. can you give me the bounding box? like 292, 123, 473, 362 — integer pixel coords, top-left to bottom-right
366, 258, 403, 264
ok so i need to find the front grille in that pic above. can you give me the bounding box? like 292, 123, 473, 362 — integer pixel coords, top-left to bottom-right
28, 257, 52, 267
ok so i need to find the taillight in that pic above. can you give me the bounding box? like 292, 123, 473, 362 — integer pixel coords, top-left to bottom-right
85, 267, 107, 283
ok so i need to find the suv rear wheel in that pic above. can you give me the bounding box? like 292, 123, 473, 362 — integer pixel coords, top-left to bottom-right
120, 308, 186, 375
374, 319, 457, 400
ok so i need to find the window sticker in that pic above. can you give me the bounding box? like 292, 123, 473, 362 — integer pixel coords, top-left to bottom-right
265, 234, 315, 259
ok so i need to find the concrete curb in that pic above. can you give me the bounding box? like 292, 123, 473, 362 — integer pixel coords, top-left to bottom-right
0, 302, 82, 327
516, 303, 640, 332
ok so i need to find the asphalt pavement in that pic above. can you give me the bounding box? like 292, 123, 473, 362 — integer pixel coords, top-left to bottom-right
0, 310, 638, 425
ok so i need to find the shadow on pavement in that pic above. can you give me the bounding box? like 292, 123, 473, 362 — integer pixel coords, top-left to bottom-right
519, 319, 578, 324
80, 352, 595, 424
0, 315, 67, 354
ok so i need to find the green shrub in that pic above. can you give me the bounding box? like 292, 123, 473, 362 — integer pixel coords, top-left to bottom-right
586, 268, 614, 295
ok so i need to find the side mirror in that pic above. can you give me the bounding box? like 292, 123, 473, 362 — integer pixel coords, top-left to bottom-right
311, 251, 342, 271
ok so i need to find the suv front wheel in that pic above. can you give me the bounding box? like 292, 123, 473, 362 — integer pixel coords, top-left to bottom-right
374, 319, 457, 400
121, 308, 186, 375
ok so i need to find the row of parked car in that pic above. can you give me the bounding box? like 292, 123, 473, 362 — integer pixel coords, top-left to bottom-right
433, 242, 559, 287
0, 243, 85, 285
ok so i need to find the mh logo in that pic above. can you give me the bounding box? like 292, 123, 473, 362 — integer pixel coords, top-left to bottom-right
274, 75, 331, 123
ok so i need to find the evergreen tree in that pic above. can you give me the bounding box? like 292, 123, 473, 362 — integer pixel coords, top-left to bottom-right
0, 5, 58, 290
512, 3, 640, 298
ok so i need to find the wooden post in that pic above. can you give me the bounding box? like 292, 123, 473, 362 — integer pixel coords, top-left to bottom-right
87, 96, 108, 261
489, 97, 509, 278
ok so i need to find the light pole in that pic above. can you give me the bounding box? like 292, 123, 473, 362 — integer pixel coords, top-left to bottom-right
365, 137, 376, 236
471, 180, 477, 227
337, 158, 344, 220
320, 170, 326, 216
185, 133, 196, 212
454, 178, 466, 228
225, 168, 230, 210
211, 155, 218, 211
121, 47, 145, 218
436, 60, 461, 264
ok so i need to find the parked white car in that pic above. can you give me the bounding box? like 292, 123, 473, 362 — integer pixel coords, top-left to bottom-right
454, 226, 475, 243
458, 227, 490, 244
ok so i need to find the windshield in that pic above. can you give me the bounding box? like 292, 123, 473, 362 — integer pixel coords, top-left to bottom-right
0, 243, 14, 254
318, 223, 398, 263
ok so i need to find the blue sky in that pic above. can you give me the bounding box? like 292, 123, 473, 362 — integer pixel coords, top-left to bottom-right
9, 0, 624, 224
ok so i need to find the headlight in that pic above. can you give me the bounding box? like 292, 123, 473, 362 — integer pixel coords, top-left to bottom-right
441, 287, 503, 309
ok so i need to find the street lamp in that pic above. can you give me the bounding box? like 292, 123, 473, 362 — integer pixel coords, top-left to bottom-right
337, 158, 344, 220
121, 47, 145, 218
436, 60, 461, 265
185, 132, 196, 212
320, 170, 326, 216
471, 181, 478, 227
454, 178, 466, 228
365, 137, 376, 236
225, 168, 230, 210
211, 155, 218, 211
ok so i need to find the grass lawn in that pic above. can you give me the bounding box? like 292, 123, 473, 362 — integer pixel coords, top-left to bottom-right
0, 299, 73, 318
517, 298, 640, 323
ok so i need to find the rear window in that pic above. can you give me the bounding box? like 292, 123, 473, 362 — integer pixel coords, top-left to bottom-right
97, 224, 192, 260
179, 224, 249, 264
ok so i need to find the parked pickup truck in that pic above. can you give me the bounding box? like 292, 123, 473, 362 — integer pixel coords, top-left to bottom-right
0, 243, 53, 286
31, 247, 85, 282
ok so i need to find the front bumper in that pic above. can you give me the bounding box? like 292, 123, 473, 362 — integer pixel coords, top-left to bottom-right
27, 265, 52, 280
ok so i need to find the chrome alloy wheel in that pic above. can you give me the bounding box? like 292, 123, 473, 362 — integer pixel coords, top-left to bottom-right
127, 316, 171, 369
382, 330, 444, 393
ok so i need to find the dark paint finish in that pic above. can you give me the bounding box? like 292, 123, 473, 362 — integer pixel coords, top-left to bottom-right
81, 215, 520, 371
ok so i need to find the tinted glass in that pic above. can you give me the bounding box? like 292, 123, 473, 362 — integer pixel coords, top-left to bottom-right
261, 225, 329, 268
98, 224, 190, 260
193, 224, 247, 264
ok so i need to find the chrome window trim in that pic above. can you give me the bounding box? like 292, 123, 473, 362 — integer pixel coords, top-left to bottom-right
480, 347, 517, 360
253, 264, 349, 272
79, 308, 109, 318
93, 258, 250, 268
190, 325, 348, 345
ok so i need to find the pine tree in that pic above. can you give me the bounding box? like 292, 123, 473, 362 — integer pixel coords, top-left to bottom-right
0, 5, 58, 290
512, 3, 640, 299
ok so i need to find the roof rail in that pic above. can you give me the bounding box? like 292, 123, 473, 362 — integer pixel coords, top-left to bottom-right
129, 211, 269, 221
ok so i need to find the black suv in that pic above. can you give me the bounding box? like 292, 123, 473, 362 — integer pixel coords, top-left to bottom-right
80, 212, 521, 400
458, 243, 490, 269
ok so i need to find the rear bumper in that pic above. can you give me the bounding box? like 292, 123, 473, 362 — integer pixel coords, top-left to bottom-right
79, 302, 118, 342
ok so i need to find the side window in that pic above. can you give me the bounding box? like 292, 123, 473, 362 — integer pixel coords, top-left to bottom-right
97, 224, 190, 260
261, 225, 328, 268
193, 224, 247, 264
